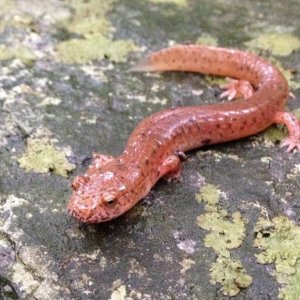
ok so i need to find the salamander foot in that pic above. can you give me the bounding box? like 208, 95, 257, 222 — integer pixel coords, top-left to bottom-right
220, 78, 254, 100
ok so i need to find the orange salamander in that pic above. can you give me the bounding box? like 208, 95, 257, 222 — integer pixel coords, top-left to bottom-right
68, 45, 300, 223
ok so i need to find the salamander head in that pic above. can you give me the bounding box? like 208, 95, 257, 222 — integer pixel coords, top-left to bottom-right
67, 168, 132, 223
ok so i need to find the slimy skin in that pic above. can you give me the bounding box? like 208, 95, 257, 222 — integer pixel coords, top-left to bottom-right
68, 45, 300, 223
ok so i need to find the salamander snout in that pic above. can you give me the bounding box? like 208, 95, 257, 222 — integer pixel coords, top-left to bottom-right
67, 190, 121, 223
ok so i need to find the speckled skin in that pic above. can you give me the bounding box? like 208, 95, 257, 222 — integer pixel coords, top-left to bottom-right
68, 45, 300, 223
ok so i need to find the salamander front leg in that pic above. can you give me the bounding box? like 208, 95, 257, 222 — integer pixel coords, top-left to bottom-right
220, 78, 254, 100
274, 111, 300, 152
158, 155, 182, 182
72, 153, 115, 191
90, 152, 115, 169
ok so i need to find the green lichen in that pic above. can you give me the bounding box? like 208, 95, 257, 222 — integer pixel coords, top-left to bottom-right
204, 75, 227, 87
245, 32, 300, 56
0, 0, 15, 32
210, 255, 253, 297
280, 261, 300, 300
196, 34, 218, 47
0, 45, 36, 64
281, 69, 300, 90
195, 184, 220, 209
56, 35, 137, 64
0, 0, 39, 35
265, 107, 300, 144
0, 0, 14, 14
196, 185, 247, 253
62, 0, 114, 36
56, 0, 138, 64
18, 138, 75, 177
254, 216, 300, 299
71, 18, 111, 37
264, 125, 287, 144
196, 184, 251, 295
254, 216, 300, 274
149, 0, 187, 7
197, 211, 246, 254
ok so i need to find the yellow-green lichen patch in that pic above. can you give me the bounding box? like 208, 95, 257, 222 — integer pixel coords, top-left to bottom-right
196, 184, 251, 295
195, 184, 220, 211
56, 35, 137, 64
149, 0, 187, 7
264, 125, 287, 144
254, 216, 300, 299
0, 0, 14, 14
204, 75, 227, 87
0, 45, 37, 65
244, 32, 300, 56
56, 0, 138, 64
197, 211, 246, 254
196, 34, 218, 47
281, 69, 300, 90
279, 261, 300, 300
0, 0, 15, 32
68, 18, 112, 38
210, 255, 253, 297
18, 138, 75, 177
265, 107, 300, 145
61, 0, 114, 37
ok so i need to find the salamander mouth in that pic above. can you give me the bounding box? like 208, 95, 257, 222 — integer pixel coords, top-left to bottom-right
67, 205, 112, 223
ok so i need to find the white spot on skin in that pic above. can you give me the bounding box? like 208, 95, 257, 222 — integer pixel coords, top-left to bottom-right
101, 171, 114, 180
74, 196, 98, 210
118, 185, 126, 191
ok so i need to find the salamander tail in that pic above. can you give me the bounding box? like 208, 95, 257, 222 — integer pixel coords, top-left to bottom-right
129, 56, 156, 72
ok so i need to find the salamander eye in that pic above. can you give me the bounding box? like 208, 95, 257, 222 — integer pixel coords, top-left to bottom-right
103, 193, 117, 207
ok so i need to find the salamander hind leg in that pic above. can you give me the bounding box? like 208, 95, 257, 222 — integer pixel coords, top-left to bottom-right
159, 155, 182, 182
274, 111, 300, 152
220, 78, 254, 101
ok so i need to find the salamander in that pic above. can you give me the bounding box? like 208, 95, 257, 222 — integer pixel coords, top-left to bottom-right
67, 45, 300, 223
